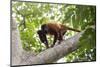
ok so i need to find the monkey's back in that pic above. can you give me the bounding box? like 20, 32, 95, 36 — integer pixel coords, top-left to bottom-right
46, 23, 67, 35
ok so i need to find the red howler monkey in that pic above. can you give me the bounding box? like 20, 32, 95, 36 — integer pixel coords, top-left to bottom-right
37, 23, 80, 48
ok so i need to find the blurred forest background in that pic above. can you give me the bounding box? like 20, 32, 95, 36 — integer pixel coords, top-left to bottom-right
12, 1, 96, 63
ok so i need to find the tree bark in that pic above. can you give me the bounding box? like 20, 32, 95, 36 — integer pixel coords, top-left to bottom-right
11, 18, 83, 66
28, 32, 83, 64
11, 18, 36, 66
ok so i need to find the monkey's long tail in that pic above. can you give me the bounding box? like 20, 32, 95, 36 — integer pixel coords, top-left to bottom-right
66, 27, 81, 32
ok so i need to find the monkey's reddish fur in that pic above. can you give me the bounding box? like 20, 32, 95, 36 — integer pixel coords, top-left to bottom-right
37, 22, 80, 48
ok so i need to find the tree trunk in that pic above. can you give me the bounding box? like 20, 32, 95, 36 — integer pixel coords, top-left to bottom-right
11, 18, 83, 66
11, 18, 36, 66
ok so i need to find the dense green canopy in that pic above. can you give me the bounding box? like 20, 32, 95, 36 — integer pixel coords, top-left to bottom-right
12, 1, 96, 62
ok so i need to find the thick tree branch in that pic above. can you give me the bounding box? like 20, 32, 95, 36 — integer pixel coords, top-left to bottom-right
27, 32, 83, 64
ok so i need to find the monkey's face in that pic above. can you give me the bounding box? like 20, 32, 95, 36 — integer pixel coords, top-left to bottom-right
41, 24, 49, 34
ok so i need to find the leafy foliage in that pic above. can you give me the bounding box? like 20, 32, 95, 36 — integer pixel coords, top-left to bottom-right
12, 1, 96, 62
